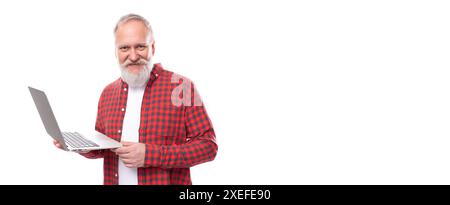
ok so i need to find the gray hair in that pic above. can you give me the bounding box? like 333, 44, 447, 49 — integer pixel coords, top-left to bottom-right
114, 13, 154, 40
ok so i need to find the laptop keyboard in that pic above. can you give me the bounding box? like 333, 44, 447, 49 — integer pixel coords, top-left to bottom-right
62, 132, 99, 148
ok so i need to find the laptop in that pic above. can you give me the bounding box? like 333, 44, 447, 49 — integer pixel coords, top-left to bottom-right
28, 86, 122, 152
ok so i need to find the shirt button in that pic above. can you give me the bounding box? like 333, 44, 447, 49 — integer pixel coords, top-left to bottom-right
121, 108, 125, 112
124, 88, 127, 92
115, 173, 118, 177
118, 130, 121, 133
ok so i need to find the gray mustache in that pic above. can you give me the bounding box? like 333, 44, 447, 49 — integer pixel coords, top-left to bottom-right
123, 59, 148, 67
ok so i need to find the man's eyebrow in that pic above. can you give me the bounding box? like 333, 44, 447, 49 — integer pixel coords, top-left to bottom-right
117, 43, 148, 48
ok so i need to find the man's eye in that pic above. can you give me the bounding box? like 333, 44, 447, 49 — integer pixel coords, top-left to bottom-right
120, 47, 129, 51
137, 45, 147, 50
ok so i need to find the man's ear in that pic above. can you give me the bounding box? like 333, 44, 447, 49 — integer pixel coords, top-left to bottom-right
114, 44, 118, 59
151, 41, 155, 56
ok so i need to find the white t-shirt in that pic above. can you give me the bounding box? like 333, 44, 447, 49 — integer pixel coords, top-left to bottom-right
118, 85, 146, 185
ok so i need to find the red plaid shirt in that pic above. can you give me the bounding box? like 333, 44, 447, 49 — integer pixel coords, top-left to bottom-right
81, 63, 218, 185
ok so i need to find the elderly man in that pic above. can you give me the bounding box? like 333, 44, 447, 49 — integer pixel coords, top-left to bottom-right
54, 14, 218, 185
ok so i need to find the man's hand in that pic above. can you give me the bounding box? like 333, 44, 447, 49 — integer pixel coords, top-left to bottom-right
53, 140, 90, 153
112, 142, 146, 168
53, 140, 64, 150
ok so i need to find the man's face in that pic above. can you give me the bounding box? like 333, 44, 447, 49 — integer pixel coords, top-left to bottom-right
115, 20, 155, 86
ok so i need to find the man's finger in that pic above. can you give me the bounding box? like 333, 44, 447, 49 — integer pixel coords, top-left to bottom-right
120, 158, 131, 164
53, 140, 62, 148
125, 164, 135, 168
114, 149, 127, 155
117, 144, 136, 152
117, 152, 133, 159
114, 147, 132, 155
121, 158, 135, 165
121, 141, 136, 146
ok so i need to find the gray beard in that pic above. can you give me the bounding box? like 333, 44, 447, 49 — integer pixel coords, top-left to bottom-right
120, 60, 152, 87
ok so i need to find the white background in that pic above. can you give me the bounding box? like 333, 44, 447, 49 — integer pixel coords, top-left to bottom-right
1, 0, 450, 184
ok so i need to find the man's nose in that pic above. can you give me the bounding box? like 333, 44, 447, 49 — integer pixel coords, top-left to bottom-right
129, 49, 139, 62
